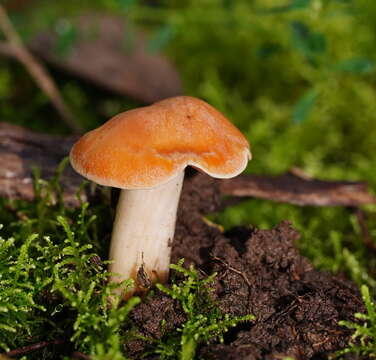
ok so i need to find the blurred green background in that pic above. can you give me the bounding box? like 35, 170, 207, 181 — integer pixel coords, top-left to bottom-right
1, 0, 376, 286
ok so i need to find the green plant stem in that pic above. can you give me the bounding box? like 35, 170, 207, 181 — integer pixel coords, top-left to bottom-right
180, 337, 197, 360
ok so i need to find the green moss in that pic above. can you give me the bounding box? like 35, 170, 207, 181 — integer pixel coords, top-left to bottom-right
0, 165, 140, 359
336, 285, 376, 358
152, 260, 254, 360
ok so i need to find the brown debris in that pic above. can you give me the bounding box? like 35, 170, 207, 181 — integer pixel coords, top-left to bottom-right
29, 13, 182, 104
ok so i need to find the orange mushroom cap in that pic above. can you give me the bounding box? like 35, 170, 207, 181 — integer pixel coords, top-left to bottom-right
70, 96, 251, 189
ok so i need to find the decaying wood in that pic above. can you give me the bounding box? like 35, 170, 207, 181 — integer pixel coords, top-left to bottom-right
219, 173, 376, 206
0, 122, 375, 208
0, 5, 81, 134
0, 122, 81, 205
29, 13, 182, 104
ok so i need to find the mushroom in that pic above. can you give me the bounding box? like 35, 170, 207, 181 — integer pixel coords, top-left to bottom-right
70, 96, 251, 294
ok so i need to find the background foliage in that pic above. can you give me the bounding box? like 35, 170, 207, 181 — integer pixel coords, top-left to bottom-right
1, 0, 376, 358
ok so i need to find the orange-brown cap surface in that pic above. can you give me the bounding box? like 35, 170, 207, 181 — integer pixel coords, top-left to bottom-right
70, 96, 251, 189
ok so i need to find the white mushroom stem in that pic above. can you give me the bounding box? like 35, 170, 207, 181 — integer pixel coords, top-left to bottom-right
109, 171, 184, 292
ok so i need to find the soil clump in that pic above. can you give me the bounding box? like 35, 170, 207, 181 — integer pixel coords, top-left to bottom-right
128, 173, 363, 359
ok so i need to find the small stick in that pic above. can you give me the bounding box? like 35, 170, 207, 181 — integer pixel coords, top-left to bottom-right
0, 5, 82, 134
211, 254, 251, 287
4, 339, 65, 357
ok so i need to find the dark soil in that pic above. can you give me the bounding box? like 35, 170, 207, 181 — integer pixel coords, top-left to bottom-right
127, 173, 364, 360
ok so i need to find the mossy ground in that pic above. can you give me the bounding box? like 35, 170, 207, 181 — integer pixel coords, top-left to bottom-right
1, 0, 376, 358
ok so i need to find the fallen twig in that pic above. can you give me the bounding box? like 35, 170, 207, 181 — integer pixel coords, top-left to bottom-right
219, 173, 376, 207
4, 339, 65, 357
211, 254, 251, 287
0, 5, 81, 134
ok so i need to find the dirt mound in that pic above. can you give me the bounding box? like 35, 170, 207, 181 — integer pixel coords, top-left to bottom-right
127, 174, 362, 359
